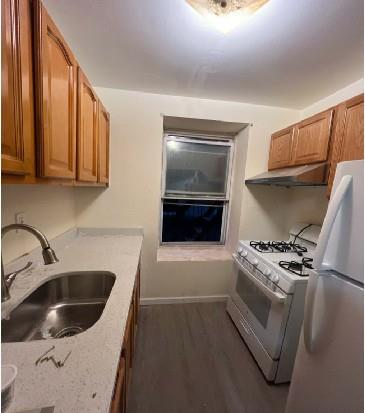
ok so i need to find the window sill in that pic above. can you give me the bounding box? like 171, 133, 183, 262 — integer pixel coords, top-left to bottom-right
157, 246, 233, 262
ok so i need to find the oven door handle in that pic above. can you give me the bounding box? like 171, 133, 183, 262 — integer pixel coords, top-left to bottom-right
233, 255, 287, 304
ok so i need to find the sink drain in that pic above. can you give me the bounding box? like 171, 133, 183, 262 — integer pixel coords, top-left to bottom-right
54, 326, 83, 338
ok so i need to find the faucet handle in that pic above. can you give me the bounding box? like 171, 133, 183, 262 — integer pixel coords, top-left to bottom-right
5, 261, 33, 287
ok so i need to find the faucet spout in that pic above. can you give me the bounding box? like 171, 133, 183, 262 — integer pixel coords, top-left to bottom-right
1, 224, 59, 302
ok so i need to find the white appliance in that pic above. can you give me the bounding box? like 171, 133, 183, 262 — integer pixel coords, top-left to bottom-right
285, 160, 364, 413
227, 224, 321, 383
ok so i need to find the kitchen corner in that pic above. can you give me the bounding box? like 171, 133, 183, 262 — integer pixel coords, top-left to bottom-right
1, 228, 143, 413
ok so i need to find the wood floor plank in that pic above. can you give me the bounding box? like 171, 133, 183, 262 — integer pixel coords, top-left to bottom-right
128, 303, 289, 413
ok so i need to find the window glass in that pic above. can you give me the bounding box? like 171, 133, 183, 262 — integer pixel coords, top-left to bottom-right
162, 199, 224, 243
165, 140, 230, 197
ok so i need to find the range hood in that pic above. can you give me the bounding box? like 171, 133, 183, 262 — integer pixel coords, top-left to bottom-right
245, 163, 327, 187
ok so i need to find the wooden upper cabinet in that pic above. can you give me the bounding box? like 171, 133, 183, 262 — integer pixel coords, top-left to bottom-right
98, 101, 110, 184
268, 127, 294, 170
327, 94, 364, 194
33, 1, 77, 179
77, 68, 98, 182
291, 109, 333, 166
1, 0, 35, 176
335, 94, 364, 162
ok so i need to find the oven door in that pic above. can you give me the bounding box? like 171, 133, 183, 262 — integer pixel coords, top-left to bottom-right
230, 254, 292, 359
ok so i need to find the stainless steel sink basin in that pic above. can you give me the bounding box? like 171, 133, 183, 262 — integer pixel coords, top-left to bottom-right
2, 271, 115, 343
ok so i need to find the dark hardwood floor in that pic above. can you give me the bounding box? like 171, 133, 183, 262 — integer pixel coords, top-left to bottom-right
128, 302, 289, 413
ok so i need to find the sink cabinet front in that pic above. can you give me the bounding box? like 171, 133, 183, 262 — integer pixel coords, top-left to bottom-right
110, 263, 140, 413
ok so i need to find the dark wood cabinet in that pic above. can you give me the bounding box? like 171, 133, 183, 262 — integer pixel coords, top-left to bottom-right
110, 263, 140, 413
110, 356, 126, 413
1, 0, 35, 177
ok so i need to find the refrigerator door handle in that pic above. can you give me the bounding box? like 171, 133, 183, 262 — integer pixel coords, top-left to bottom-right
313, 175, 352, 270
303, 272, 319, 352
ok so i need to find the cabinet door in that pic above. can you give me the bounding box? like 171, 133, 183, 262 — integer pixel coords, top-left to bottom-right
122, 305, 133, 402
1, 0, 35, 175
98, 101, 110, 183
33, 1, 77, 179
292, 109, 333, 166
77, 68, 98, 182
110, 357, 126, 413
327, 94, 364, 194
268, 127, 294, 170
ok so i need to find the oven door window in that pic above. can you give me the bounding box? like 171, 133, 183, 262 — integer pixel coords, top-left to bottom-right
236, 268, 272, 328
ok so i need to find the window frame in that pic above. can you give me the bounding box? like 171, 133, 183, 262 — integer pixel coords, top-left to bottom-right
160, 134, 235, 246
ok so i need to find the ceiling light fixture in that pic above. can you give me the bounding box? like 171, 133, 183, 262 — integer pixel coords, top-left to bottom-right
186, 0, 269, 33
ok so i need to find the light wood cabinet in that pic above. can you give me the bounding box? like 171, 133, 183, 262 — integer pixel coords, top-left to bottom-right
268, 127, 294, 170
2, 0, 110, 186
77, 68, 98, 182
1, 0, 35, 176
33, 0, 77, 179
267, 96, 363, 194
98, 101, 110, 184
327, 94, 364, 194
291, 109, 333, 166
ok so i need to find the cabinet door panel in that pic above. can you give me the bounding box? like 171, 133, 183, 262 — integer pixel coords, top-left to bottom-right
34, 1, 76, 179
292, 110, 333, 166
327, 94, 364, 195
110, 357, 126, 413
339, 99, 364, 162
98, 101, 110, 183
268, 127, 294, 170
77, 68, 98, 182
1, 0, 34, 175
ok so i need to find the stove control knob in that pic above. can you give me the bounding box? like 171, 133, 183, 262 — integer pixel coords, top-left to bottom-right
241, 250, 248, 258
270, 274, 280, 283
252, 258, 259, 266
264, 268, 271, 277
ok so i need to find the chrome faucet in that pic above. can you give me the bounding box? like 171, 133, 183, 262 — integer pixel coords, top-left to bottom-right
1, 224, 59, 302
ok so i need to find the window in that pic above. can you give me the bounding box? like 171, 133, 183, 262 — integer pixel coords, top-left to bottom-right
161, 135, 234, 244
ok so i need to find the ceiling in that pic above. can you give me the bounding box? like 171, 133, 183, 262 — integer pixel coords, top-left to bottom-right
43, 0, 364, 109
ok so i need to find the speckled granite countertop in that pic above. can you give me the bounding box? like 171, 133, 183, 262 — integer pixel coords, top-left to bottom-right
2, 228, 143, 413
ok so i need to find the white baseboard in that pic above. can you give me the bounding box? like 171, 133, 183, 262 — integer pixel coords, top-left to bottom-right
140, 295, 229, 305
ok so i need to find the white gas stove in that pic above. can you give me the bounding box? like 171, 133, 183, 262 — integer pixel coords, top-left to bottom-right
227, 224, 321, 384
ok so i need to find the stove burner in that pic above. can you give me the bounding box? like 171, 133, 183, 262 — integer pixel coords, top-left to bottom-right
249, 241, 307, 254
279, 258, 313, 276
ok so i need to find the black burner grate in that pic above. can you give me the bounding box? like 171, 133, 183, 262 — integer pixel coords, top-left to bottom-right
278, 257, 313, 276
249, 241, 307, 255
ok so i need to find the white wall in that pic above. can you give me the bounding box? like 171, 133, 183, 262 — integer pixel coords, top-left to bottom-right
1, 185, 77, 263
301, 78, 364, 118
74, 88, 300, 299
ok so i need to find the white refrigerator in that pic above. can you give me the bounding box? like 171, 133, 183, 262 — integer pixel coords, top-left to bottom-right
285, 160, 364, 413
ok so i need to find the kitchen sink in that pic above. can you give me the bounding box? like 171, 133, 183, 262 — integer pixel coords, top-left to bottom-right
2, 271, 115, 343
